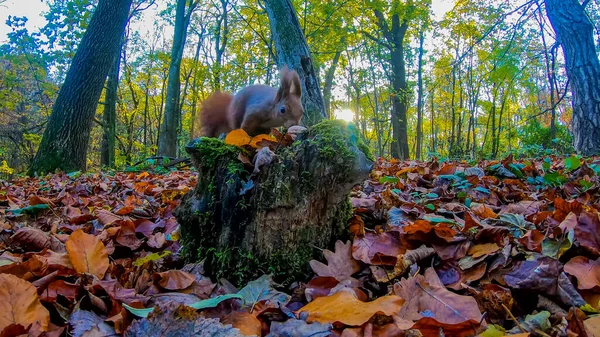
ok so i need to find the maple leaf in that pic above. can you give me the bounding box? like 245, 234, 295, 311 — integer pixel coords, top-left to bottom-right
65, 229, 109, 279
298, 291, 404, 326
0, 274, 50, 333
393, 268, 484, 325
309, 240, 361, 283
564, 256, 600, 290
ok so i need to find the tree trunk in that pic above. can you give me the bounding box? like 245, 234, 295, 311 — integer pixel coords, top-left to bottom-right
101, 37, 124, 168
323, 39, 345, 117
263, 0, 327, 125
416, 32, 425, 160
174, 121, 372, 286
545, 0, 600, 155
158, 0, 197, 157
29, 0, 132, 175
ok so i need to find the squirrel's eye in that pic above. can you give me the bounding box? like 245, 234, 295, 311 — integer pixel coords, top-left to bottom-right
279, 106, 286, 114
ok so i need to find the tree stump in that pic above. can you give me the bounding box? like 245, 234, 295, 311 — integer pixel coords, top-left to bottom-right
174, 120, 373, 286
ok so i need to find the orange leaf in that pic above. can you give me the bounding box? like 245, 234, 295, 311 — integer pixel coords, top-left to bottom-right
471, 203, 497, 219
65, 229, 109, 278
298, 291, 404, 326
221, 311, 262, 336
0, 274, 50, 332
584, 315, 600, 337
225, 129, 252, 147
468, 243, 501, 258
249, 134, 277, 149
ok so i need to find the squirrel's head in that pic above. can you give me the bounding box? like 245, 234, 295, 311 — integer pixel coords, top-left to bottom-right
273, 66, 304, 128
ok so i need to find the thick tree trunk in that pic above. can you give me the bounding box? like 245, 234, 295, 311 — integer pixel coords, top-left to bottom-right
29, 0, 133, 174
545, 0, 600, 155
264, 0, 327, 125
101, 38, 124, 168
158, 0, 196, 157
174, 121, 373, 286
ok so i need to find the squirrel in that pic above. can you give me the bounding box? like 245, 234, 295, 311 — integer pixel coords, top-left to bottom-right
194, 66, 304, 138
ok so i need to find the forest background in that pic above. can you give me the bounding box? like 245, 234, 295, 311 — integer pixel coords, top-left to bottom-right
0, 0, 595, 175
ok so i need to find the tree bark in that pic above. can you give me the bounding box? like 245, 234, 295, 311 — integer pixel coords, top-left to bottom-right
29, 0, 133, 174
101, 36, 124, 168
263, 0, 327, 125
158, 0, 197, 157
545, 0, 600, 155
323, 39, 345, 117
174, 121, 372, 286
416, 32, 425, 160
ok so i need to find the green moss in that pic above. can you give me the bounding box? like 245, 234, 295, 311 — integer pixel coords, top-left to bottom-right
309, 120, 374, 168
192, 137, 240, 167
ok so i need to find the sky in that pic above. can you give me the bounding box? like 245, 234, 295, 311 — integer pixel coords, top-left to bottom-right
0, 0, 455, 43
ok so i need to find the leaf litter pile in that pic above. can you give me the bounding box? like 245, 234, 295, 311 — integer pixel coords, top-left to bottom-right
1, 155, 600, 337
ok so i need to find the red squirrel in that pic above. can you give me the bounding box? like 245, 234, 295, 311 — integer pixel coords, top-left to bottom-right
195, 66, 304, 138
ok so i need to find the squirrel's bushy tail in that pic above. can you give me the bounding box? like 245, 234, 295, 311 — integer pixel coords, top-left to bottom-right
194, 92, 234, 138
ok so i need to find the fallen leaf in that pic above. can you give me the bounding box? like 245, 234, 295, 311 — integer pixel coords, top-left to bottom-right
310, 240, 361, 283
353, 232, 405, 265
69, 310, 116, 337
116, 220, 143, 250
267, 319, 332, 337
584, 315, 600, 337
564, 256, 600, 290
225, 129, 252, 147
10, 227, 65, 253
65, 229, 109, 278
221, 311, 261, 336
410, 317, 482, 337
96, 209, 122, 226
0, 274, 50, 332
298, 291, 404, 326
238, 275, 290, 310
156, 270, 195, 290
394, 268, 483, 325
576, 212, 600, 257
468, 243, 501, 258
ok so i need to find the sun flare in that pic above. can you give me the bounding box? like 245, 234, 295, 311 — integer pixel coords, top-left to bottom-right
334, 109, 355, 123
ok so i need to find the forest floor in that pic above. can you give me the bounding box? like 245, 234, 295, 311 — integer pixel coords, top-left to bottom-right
0, 155, 599, 337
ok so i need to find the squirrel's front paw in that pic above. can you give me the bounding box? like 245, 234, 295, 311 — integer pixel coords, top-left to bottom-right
287, 125, 308, 140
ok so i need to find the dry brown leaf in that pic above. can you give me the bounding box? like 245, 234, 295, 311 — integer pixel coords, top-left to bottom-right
309, 240, 361, 282
0, 274, 50, 332
564, 256, 600, 290
65, 229, 109, 278
584, 315, 600, 337
468, 243, 501, 258
96, 209, 122, 226
221, 311, 261, 336
394, 268, 483, 325
298, 291, 404, 326
156, 270, 196, 290
471, 203, 497, 219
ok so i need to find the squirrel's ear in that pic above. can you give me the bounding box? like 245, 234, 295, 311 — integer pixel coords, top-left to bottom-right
288, 70, 302, 98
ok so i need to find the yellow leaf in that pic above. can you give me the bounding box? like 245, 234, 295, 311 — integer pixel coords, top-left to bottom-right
66, 229, 109, 279
225, 129, 252, 147
468, 243, 501, 258
298, 291, 403, 326
0, 274, 50, 332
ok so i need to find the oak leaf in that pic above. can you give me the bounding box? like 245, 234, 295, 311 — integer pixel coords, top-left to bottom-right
564, 256, 600, 290
298, 291, 404, 326
309, 240, 361, 282
65, 229, 109, 278
0, 274, 50, 332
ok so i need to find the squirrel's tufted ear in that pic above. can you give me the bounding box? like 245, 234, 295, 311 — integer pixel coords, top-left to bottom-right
287, 70, 302, 98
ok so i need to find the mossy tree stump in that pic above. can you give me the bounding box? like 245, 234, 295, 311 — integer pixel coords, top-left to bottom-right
174, 121, 373, 286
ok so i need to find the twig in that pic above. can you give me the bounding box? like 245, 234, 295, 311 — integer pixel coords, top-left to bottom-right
502, 303, 526, 333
